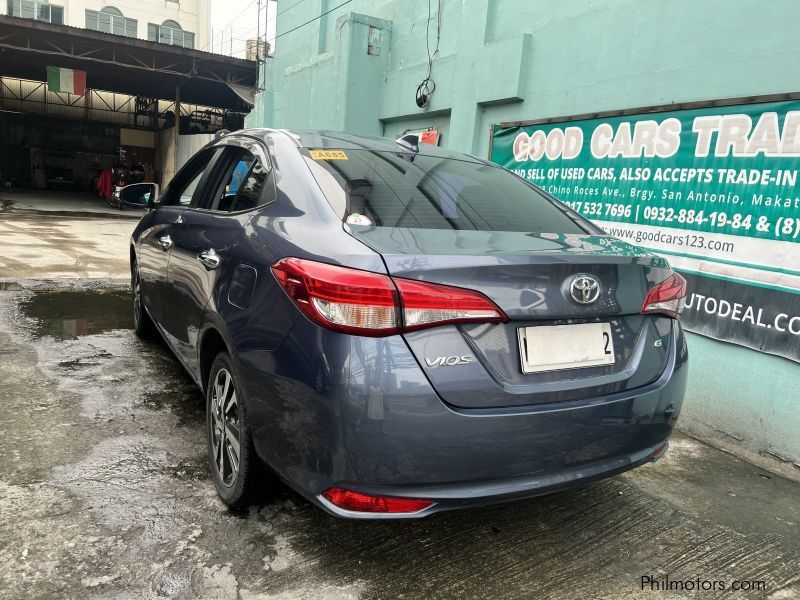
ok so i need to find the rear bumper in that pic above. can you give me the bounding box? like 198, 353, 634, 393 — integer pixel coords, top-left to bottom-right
317, 440, 670, 519
240, 319, 688, 519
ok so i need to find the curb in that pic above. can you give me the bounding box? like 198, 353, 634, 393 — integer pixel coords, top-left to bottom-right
1, 207, 143, 221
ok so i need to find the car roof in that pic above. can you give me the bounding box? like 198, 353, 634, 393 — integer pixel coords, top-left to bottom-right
230, 128, 485, 162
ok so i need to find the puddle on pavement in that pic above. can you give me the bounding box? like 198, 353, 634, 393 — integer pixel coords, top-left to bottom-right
140, 387, 206, 428
21, 289, 133, 339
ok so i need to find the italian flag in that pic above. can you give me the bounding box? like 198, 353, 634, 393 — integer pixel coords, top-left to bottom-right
47, 67, 86, 95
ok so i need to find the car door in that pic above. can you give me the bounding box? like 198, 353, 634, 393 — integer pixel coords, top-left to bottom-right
137, 148, 218, 325
164, 138, 276, 381
137, 208, 176, 326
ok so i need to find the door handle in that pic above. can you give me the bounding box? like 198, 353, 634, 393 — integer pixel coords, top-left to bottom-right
158, 235, 173, 251
197, 248, 221, 270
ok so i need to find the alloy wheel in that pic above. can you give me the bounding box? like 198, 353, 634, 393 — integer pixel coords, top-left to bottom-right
210, 368, 241, 487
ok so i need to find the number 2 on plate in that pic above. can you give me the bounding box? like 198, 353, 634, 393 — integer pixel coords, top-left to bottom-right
602, 331, 611, 355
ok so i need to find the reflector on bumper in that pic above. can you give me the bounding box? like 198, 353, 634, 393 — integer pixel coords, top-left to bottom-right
322, 488, 435, 513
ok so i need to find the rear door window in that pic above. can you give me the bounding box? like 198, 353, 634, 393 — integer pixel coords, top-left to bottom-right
204, 144, 276, 213
301, 149, 587, 234
233, 159, 270, 211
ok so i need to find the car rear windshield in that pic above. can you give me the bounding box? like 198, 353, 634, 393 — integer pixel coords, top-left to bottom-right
301, 149, 587, 233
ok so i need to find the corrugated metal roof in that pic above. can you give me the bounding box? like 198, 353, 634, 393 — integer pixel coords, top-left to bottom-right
0, 15, 257, 110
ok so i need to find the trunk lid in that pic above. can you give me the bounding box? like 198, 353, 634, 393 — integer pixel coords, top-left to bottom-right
348, 226, 675, 409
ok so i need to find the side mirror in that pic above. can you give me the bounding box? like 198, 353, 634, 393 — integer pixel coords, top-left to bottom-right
118, 183, 159, 208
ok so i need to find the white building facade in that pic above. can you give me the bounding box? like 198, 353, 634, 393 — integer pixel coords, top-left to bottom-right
4, 0, 210, 50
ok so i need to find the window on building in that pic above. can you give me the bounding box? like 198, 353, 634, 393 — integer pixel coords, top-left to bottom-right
7, 0, 63, 24
85, 6, 137, 37
147, 19, 195, 48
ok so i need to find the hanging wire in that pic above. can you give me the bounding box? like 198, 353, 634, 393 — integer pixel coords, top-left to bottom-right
232, 0, 310, 42
201, 0, 310, 54
416, 0, 442, 108
201, 0, 259, 52
264, 0, 352, 45
229, 0, 354, 54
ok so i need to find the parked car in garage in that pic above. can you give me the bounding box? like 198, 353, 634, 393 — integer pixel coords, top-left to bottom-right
123, 129, 688, 518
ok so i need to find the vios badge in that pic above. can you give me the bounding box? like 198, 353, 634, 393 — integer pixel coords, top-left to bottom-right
569, 274, 601, 305
425, 355, 474, 368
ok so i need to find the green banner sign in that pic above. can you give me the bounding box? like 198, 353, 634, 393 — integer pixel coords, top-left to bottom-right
490, 99, 800, 361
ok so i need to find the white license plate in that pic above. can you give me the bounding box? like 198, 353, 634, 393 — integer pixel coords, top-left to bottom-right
517, 323, 615, 373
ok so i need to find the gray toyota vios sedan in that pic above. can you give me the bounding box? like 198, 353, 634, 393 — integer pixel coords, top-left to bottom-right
127, 129, 688, 518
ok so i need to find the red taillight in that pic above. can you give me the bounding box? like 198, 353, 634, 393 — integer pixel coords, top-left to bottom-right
271, 257, 400, 335
271, 257, 506, 336
322, 488, 435, 513
640, 273, 687, 318
394, 278, 505, 331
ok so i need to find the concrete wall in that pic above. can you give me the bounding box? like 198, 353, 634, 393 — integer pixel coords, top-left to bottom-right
1, 0, 210, 50
176, 133, 213, 171
155, 126, 176, 188
683, 333, 800, 464
75, 0, 211, 50
247, 0, 800, 464
154, 131, 212, 188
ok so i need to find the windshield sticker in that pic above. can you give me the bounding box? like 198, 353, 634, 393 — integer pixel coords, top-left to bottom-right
309, 149, 349, 161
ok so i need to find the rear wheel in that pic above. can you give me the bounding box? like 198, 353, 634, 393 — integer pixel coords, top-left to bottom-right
207, 352, 260, 508
132, 262, 156, 339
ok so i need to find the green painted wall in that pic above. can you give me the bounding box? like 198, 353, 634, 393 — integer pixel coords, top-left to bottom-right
683, 333, 800, 462
247, 0, 800, 463
249, 0, 800, 154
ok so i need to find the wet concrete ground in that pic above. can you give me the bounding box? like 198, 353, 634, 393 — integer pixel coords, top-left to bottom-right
0, 189, 145, 219
0, 198, 135, 280
1, 285, 799, 599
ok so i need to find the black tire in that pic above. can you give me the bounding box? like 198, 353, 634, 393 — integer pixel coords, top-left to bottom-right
132, 261, 156, 339
105, 193, 121, 210
206, 351, 260, 509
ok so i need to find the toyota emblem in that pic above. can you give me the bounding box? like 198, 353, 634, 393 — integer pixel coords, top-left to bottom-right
569, 274, 601, 305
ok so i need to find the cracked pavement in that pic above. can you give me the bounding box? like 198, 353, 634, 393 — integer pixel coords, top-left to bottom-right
0, 284, 798, 599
